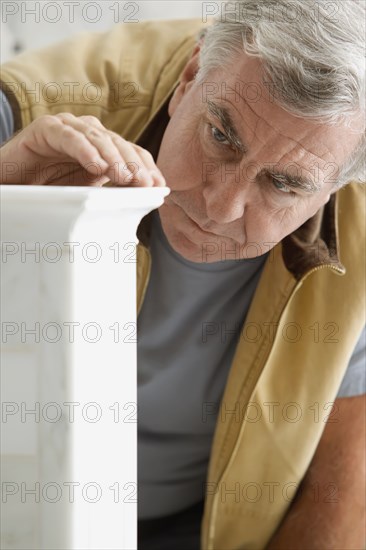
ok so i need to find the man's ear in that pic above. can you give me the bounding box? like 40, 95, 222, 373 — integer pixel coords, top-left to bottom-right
168, 44, 201, 117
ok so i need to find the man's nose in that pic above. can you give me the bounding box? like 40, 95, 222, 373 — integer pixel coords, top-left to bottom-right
202, 183, 245, 224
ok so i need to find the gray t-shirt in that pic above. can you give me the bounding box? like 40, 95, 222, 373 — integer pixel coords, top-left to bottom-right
137, 211, 269, 518
137, 210, 365, 519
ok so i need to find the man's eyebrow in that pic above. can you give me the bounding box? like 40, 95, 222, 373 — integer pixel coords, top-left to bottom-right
262, 168, 321, 194
207, 100, 321, 194
206, 100, 247, 153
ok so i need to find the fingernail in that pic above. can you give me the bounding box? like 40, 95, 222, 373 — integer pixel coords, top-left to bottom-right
140, 169, 153, 186
151, 171, 166, 186
94, 157, 109, 170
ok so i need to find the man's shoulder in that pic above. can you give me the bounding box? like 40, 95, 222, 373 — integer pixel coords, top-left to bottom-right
0, 18, 209, 135
123, 17, 207, 40
337, 181, 365, 233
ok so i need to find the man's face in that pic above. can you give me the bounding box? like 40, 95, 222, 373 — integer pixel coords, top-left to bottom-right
156, 48, 362, 263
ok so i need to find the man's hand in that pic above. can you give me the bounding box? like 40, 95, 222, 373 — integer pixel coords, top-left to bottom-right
0, 113, 166, 187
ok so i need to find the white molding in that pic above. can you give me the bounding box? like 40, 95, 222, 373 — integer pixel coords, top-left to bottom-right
1, 185, 169, 550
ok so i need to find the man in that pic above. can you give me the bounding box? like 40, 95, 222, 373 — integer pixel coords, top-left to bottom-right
1, 1, 365, 548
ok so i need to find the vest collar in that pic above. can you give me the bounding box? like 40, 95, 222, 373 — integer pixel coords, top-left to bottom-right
136, 96, 346, 281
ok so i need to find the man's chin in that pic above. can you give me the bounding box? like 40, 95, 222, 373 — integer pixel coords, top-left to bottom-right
167, 232, 246, 264
157, 205, 271, 263
168, 232, 211, 263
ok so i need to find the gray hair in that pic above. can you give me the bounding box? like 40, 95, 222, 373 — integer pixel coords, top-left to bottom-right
196, 0, 365, 187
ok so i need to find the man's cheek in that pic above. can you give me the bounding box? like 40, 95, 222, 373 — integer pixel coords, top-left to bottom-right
257, 210, 293, 246
170, 150, 203, 192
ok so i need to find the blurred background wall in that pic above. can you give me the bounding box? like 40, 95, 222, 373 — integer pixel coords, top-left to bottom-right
1, 1, 208, 62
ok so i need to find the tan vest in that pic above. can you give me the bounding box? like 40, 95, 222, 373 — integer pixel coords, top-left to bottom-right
1, 19, 365, 549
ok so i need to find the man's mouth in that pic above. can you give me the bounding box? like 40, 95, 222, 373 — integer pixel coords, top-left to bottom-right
165, 196, 215, 233
165, 194, 247, 244
183, 209, 220, 236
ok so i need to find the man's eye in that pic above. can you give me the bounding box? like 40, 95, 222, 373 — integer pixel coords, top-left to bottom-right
210, 125, 230, 146
272, 178, 293, 194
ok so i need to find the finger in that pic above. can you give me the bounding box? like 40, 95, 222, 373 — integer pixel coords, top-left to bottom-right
53, 115, 130, 182
54, 115, 143, 185
56, 114, 160, 187
45, 175, 110, 187
107, 135, 155, 186
42, 120, 110, 173
133, 145, 166, 187
41, 161, 110, 187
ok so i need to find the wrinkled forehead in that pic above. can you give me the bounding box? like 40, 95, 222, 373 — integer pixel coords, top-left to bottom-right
199, 53, 363, 170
